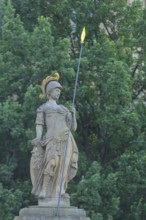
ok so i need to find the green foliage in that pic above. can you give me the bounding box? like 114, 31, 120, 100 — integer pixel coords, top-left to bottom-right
71, 161, 120, 220
0, 0, 146, 219
116, 151, 146, 219
0, 161, 16, 184
0, 183, 23, 220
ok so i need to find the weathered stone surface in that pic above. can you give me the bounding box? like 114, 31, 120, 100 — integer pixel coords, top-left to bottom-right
14, 75, 90, 220
14, 206, 90, 220
31, 75, 78, 200
38, 194, 70, 207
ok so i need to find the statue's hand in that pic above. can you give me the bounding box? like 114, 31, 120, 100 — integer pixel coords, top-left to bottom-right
31, 137, 41, 146
70, 106, 76, 115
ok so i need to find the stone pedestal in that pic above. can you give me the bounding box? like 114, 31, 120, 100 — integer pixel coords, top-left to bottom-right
14, 195, 90, 220
14, 206, 90, 220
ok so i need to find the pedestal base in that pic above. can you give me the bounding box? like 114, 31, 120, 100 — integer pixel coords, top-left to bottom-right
14, 206, 90, 220
14, 195, 90, 220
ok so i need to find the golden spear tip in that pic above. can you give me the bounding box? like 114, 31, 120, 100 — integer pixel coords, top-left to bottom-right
80, 27, 86, 44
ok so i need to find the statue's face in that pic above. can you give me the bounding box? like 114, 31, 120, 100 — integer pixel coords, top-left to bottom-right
49, 88, 61, 100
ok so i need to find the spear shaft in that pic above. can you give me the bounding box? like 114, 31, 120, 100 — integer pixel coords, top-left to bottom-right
56, 27, 86, 216
72, 43, 83, 106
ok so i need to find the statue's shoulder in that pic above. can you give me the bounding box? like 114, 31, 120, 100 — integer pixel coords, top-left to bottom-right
36, 102, 47, 113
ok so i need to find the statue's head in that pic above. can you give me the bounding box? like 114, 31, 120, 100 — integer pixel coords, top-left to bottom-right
40, 73, 62, 99
46, 81, 62, 97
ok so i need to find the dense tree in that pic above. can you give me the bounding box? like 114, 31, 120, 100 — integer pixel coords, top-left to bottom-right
0, 0, 146, 219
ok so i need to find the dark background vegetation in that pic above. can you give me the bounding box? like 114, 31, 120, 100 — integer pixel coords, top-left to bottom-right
0, 0, 146, 219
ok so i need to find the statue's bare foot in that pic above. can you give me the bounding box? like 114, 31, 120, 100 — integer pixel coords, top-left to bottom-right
39, 191, 46, 198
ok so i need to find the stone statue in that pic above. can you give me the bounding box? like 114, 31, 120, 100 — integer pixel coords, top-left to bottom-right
14, 73, 90, 220
30, 73, 78, 203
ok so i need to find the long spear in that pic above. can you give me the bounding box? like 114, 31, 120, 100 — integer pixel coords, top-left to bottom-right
72, 27, 86, 106
56, 27, 86, 216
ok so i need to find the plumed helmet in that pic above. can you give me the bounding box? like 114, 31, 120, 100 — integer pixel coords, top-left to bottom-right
39, 73, 62, 99
46, 81, 62, 95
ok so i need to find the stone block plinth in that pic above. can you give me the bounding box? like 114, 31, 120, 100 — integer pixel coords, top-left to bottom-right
14, 206, 90, 220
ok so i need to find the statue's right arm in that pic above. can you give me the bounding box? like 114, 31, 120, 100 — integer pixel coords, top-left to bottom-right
31, 104, 45, 145
36, 124, 43, 140
31, 124, 43, 146
35, 104, 45, 140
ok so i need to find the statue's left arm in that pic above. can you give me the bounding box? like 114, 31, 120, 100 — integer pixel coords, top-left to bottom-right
71, 107, 77, 131
66, 106, 77, 131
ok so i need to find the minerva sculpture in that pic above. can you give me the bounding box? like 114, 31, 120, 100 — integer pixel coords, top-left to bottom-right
30, 73, 78, 201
